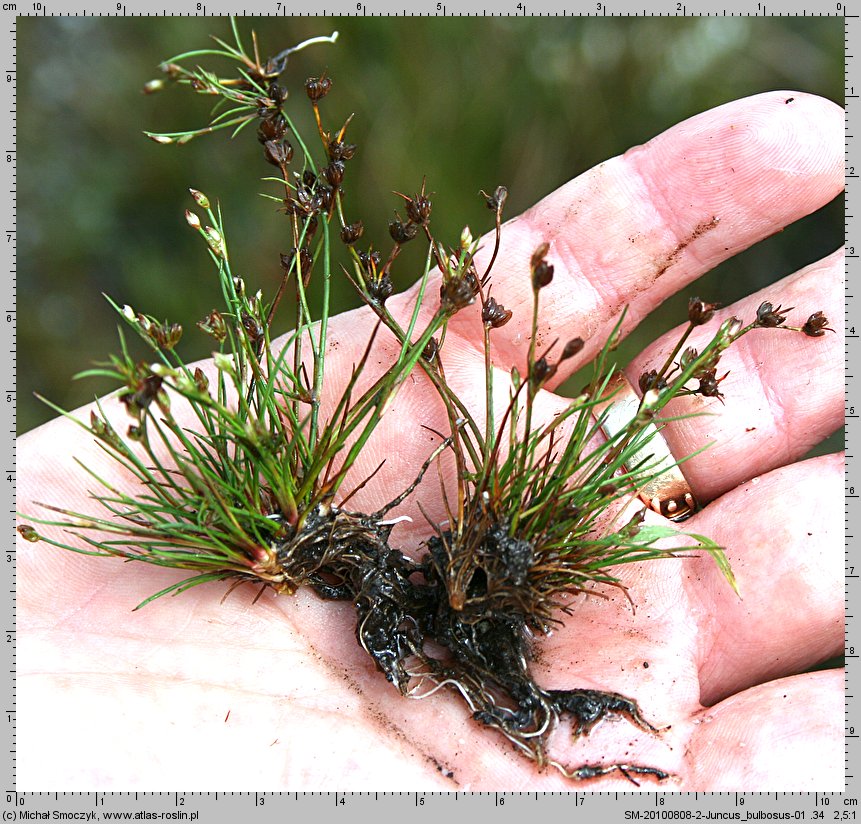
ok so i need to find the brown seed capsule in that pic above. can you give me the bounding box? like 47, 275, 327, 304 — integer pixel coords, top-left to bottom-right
305, 75, 332, 102
530, 243, 554, 289
688, 297, 720, 326
241, 310, 264, 344
697, 368, 728, 400
529, 357, 556, 387
530, 242, 550, 270
388, 214, 419, 244
367, 273, 394, 306
561, 337, 585, 360
257, 113, 287, 144
267, 81, 287, 105
407, 195, 431, 225
482, 296, 513, 328
281, 248, 314, 286
399, 183, 432, 226
802, 310, 834, 337
358, 250, 381, 275
323, 160, 345, 188
193, 367, 209, 393
481, 185, 508, 212
122, 374, 163, 418
532, 260, 554, 289
327, 140, 357, 161
294, 186, 320, 215
439, 271, 478, 314
263, 139, 293, 168
160, 323, 183, 350
638, 369, 667, 394
316, 184, 334, 212
340, 221, 364, 245
197, 309, 227, 342
755, 301, 792, 328
679, 347, 699, 370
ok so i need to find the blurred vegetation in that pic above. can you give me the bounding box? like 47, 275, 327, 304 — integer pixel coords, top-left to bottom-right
18, 16, 842, 434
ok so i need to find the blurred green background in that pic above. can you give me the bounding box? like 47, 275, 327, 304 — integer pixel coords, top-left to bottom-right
18, 16, 843, 434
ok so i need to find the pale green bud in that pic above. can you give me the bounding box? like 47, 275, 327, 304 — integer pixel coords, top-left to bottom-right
213, 352, 235, 375
189, 189, 210, 209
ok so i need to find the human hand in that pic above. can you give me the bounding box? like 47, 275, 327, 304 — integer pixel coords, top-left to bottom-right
18, 90, 843, 790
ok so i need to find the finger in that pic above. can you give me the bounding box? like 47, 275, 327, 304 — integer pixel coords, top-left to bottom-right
683, 670, 843, 790
683, 454, 843, 707
415, 91, 842, 375
626, 248, 843, 502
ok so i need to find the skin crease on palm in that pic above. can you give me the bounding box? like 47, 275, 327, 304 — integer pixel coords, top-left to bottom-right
17, 91, 844, 791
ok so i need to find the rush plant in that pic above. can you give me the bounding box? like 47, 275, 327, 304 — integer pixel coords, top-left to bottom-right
17, 21, 832, 783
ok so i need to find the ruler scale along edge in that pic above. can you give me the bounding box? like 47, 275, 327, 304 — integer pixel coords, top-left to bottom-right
3, 3, 856, 818
7, 14, 14, 799
848, 6, 856, 792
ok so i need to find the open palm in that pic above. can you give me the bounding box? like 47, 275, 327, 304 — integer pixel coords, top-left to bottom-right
18, 91, 844, 790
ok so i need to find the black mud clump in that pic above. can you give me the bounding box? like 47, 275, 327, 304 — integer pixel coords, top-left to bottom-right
294, 509, 668, 784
